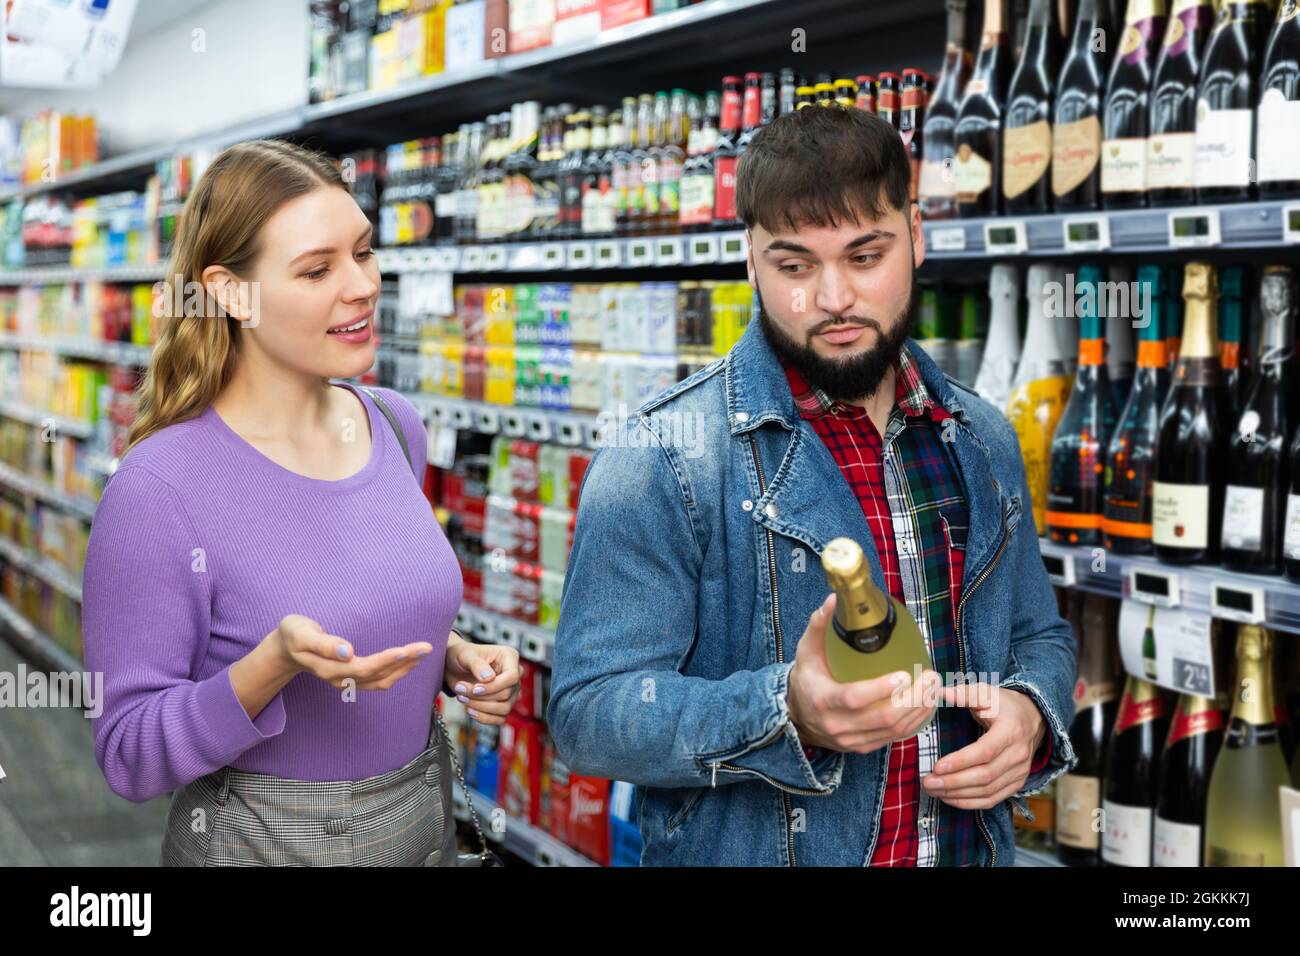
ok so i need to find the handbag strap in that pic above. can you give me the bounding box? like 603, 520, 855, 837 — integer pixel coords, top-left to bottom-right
353, 382, 496, 865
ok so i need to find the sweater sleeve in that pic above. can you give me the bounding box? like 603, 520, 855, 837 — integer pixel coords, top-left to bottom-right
82, 466, 286, 803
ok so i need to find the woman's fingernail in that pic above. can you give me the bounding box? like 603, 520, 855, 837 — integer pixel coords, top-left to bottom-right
457, 695, 468, 703
417, 648, 430, 657
454, 683, 468, 695
396, 652, 407, 661
479, 669, 493, 680
472, 685, 485, 695
336, 643, 350, 660
468, 709, 479, 719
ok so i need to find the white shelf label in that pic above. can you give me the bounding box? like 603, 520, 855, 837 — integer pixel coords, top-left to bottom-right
930, 226, 967, 252
626, 240, 653, 267
719, 231, 748, 263
1210, 581, 1265, 624
1127, 565, 1181, 607
687, 234, 720, 264
473, 406, 500, 433
1041, 550, 1077, 588
461, 246, 484, 271
483, 246, 508, 271
655, 236, 684, 265
594, 241, 622, 268
524, 411, 553, 442
1062, 215, 1111, 252
436, 246, 461, 271
567, 242, 594, 268
1167, 209, 1221, 249
427, 419, 457, 469
501, 410, 527, 437
984, 220, 1027, 254
541, 244, 566, 270
397, 248, 421, 271
416, 248, 439, 271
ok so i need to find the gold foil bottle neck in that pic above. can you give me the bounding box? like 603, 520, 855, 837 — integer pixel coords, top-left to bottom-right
822, 537, 890, 627
1182, 261, 1217, 301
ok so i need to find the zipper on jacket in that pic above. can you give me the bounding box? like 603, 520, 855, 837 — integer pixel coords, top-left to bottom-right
953, 503, 1011, 867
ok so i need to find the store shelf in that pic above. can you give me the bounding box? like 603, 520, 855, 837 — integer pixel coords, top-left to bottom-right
923, 200, 1300, 260
406, 393, 605, 451
0, 332, 151, 366
0, 263, 166, 285
0, 400, 95, 439
0, 463, 97, 522
1014, 846, 1066, 868
0, 594, 84, 677
0, 536, 83, 603
374, 230, 749, 275
1039, 538, 1300, 635
455, 602, 555, 669
451, 786, 599, 867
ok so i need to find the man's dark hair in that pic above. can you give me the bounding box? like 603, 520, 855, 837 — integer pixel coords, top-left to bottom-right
735, 105, 911, 235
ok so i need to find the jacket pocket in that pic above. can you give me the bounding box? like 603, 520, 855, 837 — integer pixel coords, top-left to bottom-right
665, 787, 706, 836
939, 508, 969, 552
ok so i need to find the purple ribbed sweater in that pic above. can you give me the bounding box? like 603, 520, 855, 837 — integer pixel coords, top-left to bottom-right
82, 383, 463, 803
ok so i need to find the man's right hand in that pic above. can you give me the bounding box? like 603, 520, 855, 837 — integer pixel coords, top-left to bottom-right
787, 592, 941, 754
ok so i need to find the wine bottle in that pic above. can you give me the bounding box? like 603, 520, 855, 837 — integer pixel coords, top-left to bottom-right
1057, 592, 1122, 866
1104, 265, 1170, 553
1195, 0, 1273, 203
1101, 0, 1167, 208
1153, 693, 1225, 866
1007, 263, 1073, 533
976, 263, 1023, 408
1258, 0, 1300, 197
1164, 262, 1185, 371
956, 0, 1015, 216
1003, 0, 1060, 212
1152, 262, 1228, 564
1148, 0, 1215, 205
1107, 263, 1137, 407
1053, 0, 1112, 209
1102, 674, 1171, 866
1221, 266, 1295, 573
1048, 265, 1119, 545
821, 537, 934, 733
955, 284, 989, 386
922, 1, 977, 220
1218, 265, 1247, 420
1204, 625, 1290, 865
918, 286, 958, 378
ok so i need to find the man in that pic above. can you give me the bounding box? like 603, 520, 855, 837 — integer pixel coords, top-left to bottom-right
547, 104, 1077, 866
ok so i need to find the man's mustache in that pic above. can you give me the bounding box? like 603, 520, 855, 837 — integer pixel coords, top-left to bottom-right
808, 316, 884, 338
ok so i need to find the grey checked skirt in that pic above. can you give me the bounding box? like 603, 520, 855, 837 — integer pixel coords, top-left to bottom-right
160, 706, 457, 866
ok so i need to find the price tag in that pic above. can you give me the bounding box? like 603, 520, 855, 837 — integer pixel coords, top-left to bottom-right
556, 417, 584, 446
483, 246, 508, 271
1283, 204, 1300, 245
521, 628, 548, 664
426, 418, 457, 469
436, 246, 461, 271
594, 241, 622, 268
1167, 209, 1221, 248
416, 248, 439, 271
509, 244, 541, 271
655, 236, 684, 266
929, 226, 967, 252
524, 411, 553, 442
473, 406, 501, 433
461, 246, 484, 271
376, 249, 399, 272
541, 244, 566, 270
501, 410, 527, 437
983, 220, 1027, 254
1041, 550, 1077, 588
1127, 566, 1180, 607
719, 231, 748, 262
397, 248, 421, 272
449, 401, 474, 431
1062, 215, 1111, 252
626, 240, 653, 266
688, 234, 720, 264
567, 242, 593, 268
494, 620, 522, 651
1210, 581, 1265, 624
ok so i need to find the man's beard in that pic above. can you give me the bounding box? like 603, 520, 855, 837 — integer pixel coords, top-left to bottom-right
756, 258, 919, 405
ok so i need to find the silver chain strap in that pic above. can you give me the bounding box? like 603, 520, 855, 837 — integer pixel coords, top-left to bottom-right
433, 707, 494, 863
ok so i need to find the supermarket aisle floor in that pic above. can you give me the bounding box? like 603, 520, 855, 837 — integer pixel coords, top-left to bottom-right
0, 639, 169, 865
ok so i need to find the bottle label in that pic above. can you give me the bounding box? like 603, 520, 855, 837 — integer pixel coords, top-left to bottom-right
1115, 687, 1170, 733
1224, 716, 1279, 750
1256, 88, 1300, 183
1101, 137, 1147, 193
919, 158, 956, 201
680, 172, 715, 226
1104, 412, 1160, 543
1152, 481, 1210, 548
954, 143, 992, 202
1206, 845, 1266, 866
1003, 120, 1051, 199
1052, 116, 1101, 196
1005, 375, 1072, 534
1166, 702, 1225, 746
721, 89, 742, 133
1283, 493, 1300, 559
1101, 800, 1154, 866
1056, 774, 1101, 849
1147, 132, 1197, 190
1153, 816, 1201, 867
1221, 484, 1265, 553
714, 157, 738, 221
1164, 2, 1214, 57
1194, 102, 1253, 188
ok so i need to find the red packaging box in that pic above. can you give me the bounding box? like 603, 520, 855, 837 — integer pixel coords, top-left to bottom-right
567, 775, 611, 865
510, 439, 542, 502
568, 450, 592, 510
512, 659, 549, 720
498, 714, 545, 825
599, 0, 649, 29
548, 750, 572, 846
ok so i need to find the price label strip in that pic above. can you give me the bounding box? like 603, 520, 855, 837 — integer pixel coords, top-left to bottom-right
929, 226, 967, 253
1210, 581, 1265, 625
1062, 215, 1111, 253
983, 220, 1027, 255
1127, 566, 1180, 607
1041, 550, 1077, 588
1167, 209, 1221, 249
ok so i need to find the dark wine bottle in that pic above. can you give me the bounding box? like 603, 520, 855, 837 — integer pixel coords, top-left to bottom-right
1148, 0, 1215, 205
1217, 266, 1247, 421
1057, 593, 1122, 866
1153, 693, 1225, 866
1220, 267, 1294, 573
956, 0, 1015, 216
1104, 264, 1171, 553
1258, 0, 1300, 197
1152, 262, 1228, 565
1053, 0, 1112, 209
921, 0, 977, 219
1101, 0, 1167, 208
1195, 0, 1272, 204
1102, 674, 1171, 866
1003, 0, 1060, 211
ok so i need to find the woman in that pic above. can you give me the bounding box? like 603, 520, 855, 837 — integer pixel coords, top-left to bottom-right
82, 139, 520, 866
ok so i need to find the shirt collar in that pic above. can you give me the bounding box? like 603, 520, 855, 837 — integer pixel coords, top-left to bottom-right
779, 344, 948, 423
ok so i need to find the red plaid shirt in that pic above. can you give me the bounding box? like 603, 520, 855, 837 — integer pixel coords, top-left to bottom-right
782, 348, 1051, 865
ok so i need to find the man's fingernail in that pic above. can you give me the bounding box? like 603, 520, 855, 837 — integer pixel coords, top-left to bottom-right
928, 776, 944, 790
454, 683, 468, 695
336, 643, 350, 660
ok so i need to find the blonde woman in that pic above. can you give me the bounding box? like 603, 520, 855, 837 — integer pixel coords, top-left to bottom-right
82, 139, 520, 866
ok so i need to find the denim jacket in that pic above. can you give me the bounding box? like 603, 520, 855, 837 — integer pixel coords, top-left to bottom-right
546, 316, 1079, 866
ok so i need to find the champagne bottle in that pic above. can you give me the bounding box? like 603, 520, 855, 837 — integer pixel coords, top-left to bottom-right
1007, 263, 1073, 533
1004, 0, 1060, 212
956, 0, 1015, 216
1218, 265, 1247, 420
1148, 0, 1215, 205
976, 263, 1023, 408
921, 0, 977, 219
1164, 262, 1185, 372
1048, 265, 1119, 545
1104, 265, 1170, 553
1107, 264, 1138, 408
955, 284, 989, 386
918, 285, 959, 378
1204, 625, 1290, 866
1258, 0, 1300, 197
821, 537, 935, 733
1057, 593, 1122, 866
1221, 266, 1296, 573
1152, 262, 1228, 564
1195, 0, 1273, 203
1101, 0, 1167, 207
1102, 674, 1171, 866
1153, 692, 1225, 866
1053, 0, 1112, 209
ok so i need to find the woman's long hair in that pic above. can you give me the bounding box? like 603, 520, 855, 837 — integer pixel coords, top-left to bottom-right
125, 139, 345, 453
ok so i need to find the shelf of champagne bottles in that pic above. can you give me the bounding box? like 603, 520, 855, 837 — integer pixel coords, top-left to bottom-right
1017, 587, 1299, 866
